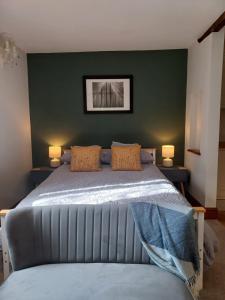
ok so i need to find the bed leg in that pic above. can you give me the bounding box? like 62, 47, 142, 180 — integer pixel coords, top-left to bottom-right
0, 210, 10, 280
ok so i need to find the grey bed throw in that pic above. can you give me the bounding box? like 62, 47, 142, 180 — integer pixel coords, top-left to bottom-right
130, 202, 199, 288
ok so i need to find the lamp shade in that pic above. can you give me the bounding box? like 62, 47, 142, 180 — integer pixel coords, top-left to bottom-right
162, 145, 174, 158
49, 146, 61, 159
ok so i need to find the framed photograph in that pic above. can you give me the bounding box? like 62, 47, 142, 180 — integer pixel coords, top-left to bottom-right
83, 75, 133, 113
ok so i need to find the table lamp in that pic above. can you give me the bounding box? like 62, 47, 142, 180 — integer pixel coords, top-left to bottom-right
162, 145, 174, 167
49, 146, 61, 167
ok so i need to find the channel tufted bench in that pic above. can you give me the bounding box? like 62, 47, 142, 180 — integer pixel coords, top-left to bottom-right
0, 205, 193, 300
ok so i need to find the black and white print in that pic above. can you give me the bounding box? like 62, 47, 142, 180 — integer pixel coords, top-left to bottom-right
92, 82, 124, 108
83, 76, 133, 113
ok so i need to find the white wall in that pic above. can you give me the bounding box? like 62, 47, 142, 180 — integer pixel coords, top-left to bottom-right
219, 50, 225, 142
185, 30, 224, 207
0, 51, 32, 209
221, 51, 225, 109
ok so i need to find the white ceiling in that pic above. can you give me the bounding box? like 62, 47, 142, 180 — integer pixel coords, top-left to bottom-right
0, 0, 224, 53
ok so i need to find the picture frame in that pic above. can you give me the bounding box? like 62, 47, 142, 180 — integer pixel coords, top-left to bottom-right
83, 75, 133, 113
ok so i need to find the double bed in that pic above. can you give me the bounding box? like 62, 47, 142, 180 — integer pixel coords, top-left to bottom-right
18, 163, 189, 209
0, 149, 206, 298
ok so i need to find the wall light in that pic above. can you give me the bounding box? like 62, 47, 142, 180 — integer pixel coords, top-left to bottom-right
162, 145, 175, 167
49, 146, 61, 168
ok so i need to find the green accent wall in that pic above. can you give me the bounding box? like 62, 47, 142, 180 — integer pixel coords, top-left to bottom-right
28, 50, 187, 167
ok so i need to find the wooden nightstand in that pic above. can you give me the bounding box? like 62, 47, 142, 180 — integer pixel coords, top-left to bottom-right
30, 167, 54, 188
158, 165, 190, 196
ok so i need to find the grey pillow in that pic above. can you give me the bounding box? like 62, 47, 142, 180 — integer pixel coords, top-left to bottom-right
112, 141, 153, 164
101, 149, 111, 164
61, 150, 71, 164
141, 150, 154, 164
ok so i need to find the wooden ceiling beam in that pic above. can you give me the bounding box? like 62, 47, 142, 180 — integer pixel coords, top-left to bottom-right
198, 11, 225, 43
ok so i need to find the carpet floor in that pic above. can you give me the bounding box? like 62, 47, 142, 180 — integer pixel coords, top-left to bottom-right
0, 220, 224, 299
199, 220, 225, 300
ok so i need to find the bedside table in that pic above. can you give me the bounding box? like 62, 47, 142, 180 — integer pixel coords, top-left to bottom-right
158, 165, 190, 196
30, 167, 54, 188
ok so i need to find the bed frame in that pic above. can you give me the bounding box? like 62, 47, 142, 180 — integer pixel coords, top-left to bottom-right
0, 148, 205, 295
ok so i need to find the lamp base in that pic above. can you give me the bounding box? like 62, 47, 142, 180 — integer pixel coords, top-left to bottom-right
50, 158, 60, 168
162, 158, 173, 167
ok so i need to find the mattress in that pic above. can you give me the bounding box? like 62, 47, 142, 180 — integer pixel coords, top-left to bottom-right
18, 164, 189, 211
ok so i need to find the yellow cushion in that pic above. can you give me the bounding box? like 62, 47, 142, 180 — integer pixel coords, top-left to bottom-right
111, 145, 142, 171
71, 146, 101, 172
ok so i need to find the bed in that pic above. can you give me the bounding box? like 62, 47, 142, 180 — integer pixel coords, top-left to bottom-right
18, 163, 189, 209
0, 148, 205, 296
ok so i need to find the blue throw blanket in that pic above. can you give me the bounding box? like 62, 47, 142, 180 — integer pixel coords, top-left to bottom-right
130, 202, 199, 288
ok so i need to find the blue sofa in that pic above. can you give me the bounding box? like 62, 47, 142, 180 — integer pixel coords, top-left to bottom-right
0, 205, 193, 300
